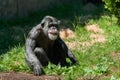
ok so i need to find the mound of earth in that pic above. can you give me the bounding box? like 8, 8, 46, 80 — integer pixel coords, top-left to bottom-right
0, 72, 61, 80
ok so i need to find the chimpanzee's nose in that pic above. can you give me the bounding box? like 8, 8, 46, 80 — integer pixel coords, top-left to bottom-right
51, 27, 56, 30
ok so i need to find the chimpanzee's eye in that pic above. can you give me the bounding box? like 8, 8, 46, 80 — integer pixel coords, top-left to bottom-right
49, 24, 58, 28
55, 25, 58, 28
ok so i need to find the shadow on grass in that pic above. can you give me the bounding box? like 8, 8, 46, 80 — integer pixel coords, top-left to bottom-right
0, 1, 105, 54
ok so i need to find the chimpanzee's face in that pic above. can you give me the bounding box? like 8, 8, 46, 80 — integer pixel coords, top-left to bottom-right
47, 22, 59, 40
41, 16, 60, 40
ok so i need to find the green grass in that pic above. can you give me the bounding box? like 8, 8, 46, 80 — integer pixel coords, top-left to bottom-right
0, 15, 120, 80
0, 46, 29, 72
0, 2, 120, 79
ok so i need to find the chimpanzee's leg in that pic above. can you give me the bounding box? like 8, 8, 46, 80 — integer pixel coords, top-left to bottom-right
34, 47, 49, 66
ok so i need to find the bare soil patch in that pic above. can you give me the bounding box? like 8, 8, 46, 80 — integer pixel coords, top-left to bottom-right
59, 28, 75, 39
111, 52, 120, 61
0, 72, 61, 80
65, 24, 106, 49
85, 24, 104, 33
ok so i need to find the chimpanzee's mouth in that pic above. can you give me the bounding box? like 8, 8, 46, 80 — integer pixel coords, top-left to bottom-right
48, 33, 58, 40
49, 32, 58, 35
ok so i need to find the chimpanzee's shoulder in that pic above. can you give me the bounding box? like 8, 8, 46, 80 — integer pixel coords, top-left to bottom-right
28, 24, 42, 39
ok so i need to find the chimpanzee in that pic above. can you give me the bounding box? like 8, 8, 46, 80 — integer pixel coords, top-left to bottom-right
25, 16, 77, 76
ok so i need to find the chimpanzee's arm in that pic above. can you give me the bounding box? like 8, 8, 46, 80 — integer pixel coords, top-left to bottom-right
25, 38, 39, 65
25, 37, 43, 76
67, 49, 78, 64
57, 38, 78, 64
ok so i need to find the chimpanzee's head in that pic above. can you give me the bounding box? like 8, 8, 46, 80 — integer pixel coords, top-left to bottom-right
41, 16, 60, 40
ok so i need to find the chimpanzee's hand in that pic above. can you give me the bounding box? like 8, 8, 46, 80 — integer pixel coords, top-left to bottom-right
33, 66, 44, 76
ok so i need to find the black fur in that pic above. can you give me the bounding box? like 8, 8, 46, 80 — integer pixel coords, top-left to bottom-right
25, 16, 77, 76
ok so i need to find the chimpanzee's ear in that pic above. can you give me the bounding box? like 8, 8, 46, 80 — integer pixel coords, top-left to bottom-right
41, 18, 46, 28
58, 20, 61, 25
41, 22, 45, 28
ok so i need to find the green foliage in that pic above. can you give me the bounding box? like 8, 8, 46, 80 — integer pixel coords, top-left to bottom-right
0, 46, 30, 72
83, 57, 113, 79
0, 15, 120, 79
0, 1, 120, 79
110, 75, 120, 80
102, 0, 120, 24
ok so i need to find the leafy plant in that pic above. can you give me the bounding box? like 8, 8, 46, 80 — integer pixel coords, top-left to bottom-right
110, 75, 120, 80
83, 57, 112, 79
102, 0, 120, 24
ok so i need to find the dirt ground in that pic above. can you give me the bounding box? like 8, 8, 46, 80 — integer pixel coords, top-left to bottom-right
0, 72, 61, 80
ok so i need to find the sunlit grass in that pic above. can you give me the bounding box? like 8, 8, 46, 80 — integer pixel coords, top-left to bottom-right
0, 15, 120, 79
